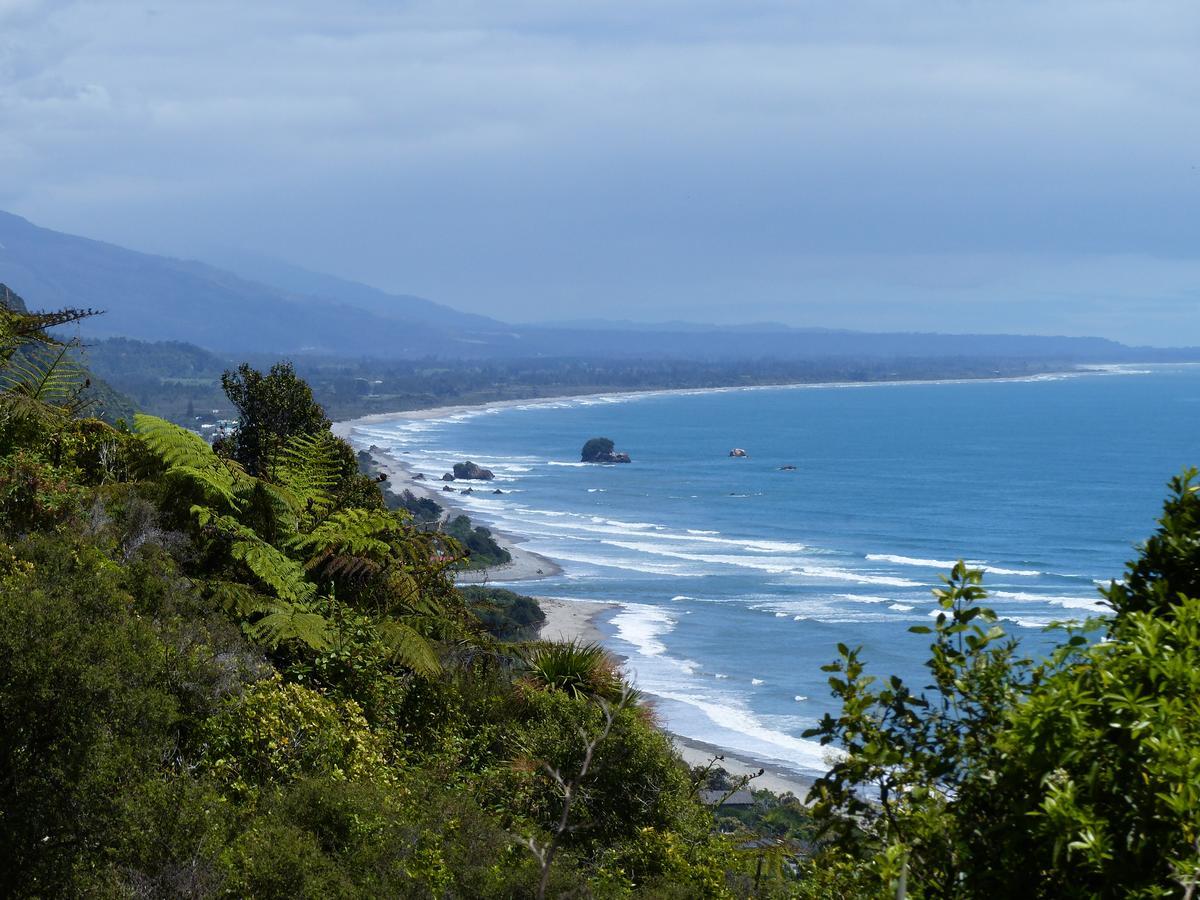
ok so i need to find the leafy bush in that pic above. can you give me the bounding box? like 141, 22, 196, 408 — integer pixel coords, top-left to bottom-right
444, 513, 511, 568
523, 639, 626, 702
804, 470, 1200, 898
461, 585, 547, 640
199, 675, 390, 796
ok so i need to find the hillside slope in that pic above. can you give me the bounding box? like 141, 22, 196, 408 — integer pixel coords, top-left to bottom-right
0, 211, 516, 356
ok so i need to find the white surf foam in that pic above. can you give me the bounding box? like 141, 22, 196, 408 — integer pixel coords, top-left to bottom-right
867, 553, 1042, 577
649, 688, 839, 773
610, 603, 676, 657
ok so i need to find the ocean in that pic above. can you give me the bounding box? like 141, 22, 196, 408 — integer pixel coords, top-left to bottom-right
344, 365, 1200, 775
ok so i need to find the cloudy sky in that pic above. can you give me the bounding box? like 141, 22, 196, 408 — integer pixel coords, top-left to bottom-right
1, 0, 1198, 343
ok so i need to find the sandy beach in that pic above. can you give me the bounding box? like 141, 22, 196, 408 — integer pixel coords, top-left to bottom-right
332, 368, 1081, 446
536, 596, 617, 644
671, 734, 818, 799
533, 596, 820, 799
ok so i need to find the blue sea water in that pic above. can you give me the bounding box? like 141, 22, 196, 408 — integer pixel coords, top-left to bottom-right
345, 366, 1200, 775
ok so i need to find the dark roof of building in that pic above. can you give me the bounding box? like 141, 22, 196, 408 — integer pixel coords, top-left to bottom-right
699, 788, 755, 807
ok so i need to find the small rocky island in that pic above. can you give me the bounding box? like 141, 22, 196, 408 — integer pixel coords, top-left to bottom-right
442, 461, 495, 481
581, 437, 631, 464
729, 448, 748, 458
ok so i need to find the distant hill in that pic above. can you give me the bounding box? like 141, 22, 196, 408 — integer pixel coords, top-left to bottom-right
209, 250, 505, 330
1, 209, 1196, 364
0, 210, 517, 356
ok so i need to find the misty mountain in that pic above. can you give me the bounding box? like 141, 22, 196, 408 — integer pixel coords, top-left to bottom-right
207, 250, 505, 330
0, 210, 517, 356
0, 210, 1194, 364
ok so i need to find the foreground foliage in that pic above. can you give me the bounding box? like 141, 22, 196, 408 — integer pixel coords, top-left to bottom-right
0, 296, 759, 897
806, 471, 1200, 898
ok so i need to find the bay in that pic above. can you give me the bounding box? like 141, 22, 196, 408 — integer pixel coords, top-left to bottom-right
345, 365, 1200, 775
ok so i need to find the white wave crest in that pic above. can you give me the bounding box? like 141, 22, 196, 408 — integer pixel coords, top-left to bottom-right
610, 604, 675, 657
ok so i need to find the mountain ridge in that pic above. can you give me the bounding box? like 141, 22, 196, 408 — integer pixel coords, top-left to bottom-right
2, 209, 1196, 363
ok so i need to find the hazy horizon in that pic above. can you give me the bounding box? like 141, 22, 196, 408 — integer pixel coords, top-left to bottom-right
2, 1, 1198, 345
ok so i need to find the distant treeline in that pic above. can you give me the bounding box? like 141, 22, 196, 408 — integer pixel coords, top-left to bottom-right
80, 336, 1082, 425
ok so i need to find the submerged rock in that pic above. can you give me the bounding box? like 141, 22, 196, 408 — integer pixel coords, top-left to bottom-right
441, 472, 455, 482
778, 464, 796, 471
442, 485, 454, 492
729, 448, 748, 458
413, 472, 426, 481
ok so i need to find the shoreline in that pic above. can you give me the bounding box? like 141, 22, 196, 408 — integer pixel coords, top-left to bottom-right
347, 439, 563, 584
332, 366, 1100, 439
536, 596, 617, 645
534, 595, 818, 799
670, 734, 817, 799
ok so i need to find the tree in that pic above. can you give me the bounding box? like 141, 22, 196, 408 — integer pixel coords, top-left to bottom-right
218, 362, 329, 476
805, 470, 1200, 899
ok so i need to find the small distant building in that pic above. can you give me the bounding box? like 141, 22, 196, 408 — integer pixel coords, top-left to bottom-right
699, 789, 754, 808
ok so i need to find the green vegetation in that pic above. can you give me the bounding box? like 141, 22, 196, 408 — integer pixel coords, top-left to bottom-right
444, 513, 512, 569
459, 585, 546, 640
360, 450, 512, 570
0, 298, 798, 897
4, 293, 1200, 896
802, 473, 1200, 897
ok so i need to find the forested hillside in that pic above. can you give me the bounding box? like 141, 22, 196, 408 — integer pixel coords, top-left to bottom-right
3, 291, 1200, 897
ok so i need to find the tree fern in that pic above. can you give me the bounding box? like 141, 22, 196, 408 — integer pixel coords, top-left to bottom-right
376, 618, 441, 677
270, 430, 341, 517
194, 506, 315, 603
206, 579, 278, 618
0, 295, 99, 363
135, 414, 247, 509
0, 344, 91, 424
246, 601, 334, 651
290, 507, 399, 572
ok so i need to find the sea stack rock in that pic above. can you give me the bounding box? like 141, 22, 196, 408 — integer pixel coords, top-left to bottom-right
729, 448, 748, 458
413, 473, 426, 481
581, 437, 632, 464
452, 461, 495, 480
441, 472, 456, 482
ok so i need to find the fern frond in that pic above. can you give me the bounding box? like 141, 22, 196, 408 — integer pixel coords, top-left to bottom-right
316, 553, 382, 582
195, 507, 315, 603
206, 579, 277, 617
290, 507, 400, 569
247, 601, 334, 651
0, 304, 100, 361
0, 344, 90, 423
136, 414, 247, 508
271, 430, 341, 516
377, 619, 442, 677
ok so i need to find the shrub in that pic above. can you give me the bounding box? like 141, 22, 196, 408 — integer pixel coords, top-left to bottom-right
523, 639, 626, 703
199, 675, 390, 796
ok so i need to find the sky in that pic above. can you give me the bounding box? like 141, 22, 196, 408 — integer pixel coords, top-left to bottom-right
1, 0, 1198, 344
